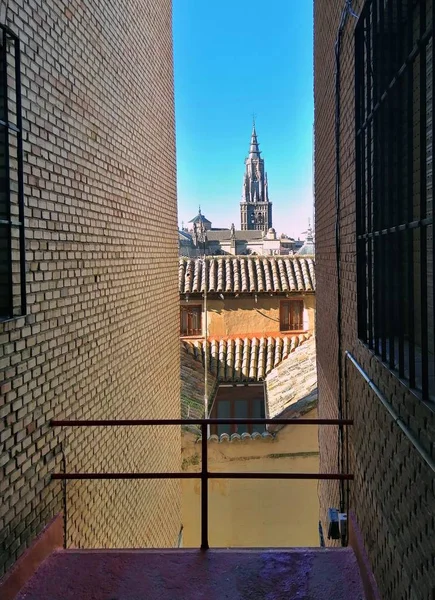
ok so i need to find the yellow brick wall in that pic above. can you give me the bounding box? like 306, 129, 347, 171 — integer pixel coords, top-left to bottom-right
0, 0, 180, 576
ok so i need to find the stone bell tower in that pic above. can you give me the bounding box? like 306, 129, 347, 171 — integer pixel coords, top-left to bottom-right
240, 122, 272, 231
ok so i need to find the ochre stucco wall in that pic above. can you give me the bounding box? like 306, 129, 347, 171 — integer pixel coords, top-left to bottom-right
180, 294, 315, 338
181, 408, 320, 547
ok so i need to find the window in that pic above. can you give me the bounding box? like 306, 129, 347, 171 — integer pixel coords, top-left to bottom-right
180, 305, 202, 336
211, 385, 265, 436
280, 300, 304, 331
0, 25, 25, 320
356, 1, 434, 399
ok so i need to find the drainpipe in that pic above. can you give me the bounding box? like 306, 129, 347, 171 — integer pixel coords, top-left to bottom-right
345, 351, 435, 475
203, 258, 209, 438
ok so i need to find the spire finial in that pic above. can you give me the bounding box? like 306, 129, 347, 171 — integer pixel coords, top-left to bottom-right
248, 119, 261, 158
252, 113, 256, 130
198, 205, 201, 215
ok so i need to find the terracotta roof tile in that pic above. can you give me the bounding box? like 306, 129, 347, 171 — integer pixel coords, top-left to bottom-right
182, 334, 310, 382
265, 337, 318, 429
179, 256, 315, 295
180, 345, 217, 422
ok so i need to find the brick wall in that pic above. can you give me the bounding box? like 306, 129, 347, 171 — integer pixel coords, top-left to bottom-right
0, 0, 181, 576
314, 1, 435, 599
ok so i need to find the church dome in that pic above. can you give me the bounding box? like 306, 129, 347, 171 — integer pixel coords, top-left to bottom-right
188, 207, 212, 230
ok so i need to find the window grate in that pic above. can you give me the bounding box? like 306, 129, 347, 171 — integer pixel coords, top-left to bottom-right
356, 0, 434, 401
0, 24, 25, 320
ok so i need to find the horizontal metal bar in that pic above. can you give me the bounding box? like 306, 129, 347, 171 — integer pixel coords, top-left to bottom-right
345, 352, 435, 475
51, 472, 354, 481
0, 119, 20, 133
51, 418, 353, 427
357, 217, 433, 240
0, 219, 24, 227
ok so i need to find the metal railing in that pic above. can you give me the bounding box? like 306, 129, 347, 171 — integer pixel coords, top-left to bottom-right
51, 417, 353, 550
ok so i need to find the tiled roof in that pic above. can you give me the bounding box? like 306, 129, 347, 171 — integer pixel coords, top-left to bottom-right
179, 256, 315, 294
180, 345, 217, 432
265, 337, 317, 431
199, 431, 275, 443
182, 333, 311, 382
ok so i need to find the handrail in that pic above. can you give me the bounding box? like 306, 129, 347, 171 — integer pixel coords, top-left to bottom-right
51, 417, 354, 550
345, 351, 435, 475
51, 418, 353, 426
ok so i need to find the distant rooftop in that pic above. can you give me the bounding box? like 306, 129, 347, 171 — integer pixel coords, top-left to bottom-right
179, 256, 316, 294
188, 206, 212, 225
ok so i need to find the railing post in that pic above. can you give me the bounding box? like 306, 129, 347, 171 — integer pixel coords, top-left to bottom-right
61, 444, 67, 549
200, 423, 209, 551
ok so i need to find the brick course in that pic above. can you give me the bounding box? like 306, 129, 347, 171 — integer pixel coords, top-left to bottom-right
0, 0, 181, 576
314, 1, 435, 599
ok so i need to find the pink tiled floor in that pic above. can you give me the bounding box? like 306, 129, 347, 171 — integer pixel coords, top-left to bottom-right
16, 548, 366, 600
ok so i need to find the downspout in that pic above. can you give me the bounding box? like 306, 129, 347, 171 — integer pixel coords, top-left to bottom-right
203, 259, 209, 438
345, 352, 435, 475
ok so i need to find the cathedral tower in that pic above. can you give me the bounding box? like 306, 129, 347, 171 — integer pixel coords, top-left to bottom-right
240, 123, 273, 230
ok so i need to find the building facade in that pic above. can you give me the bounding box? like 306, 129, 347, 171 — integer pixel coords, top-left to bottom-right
0, 0, 181, 579
179, 217, 308, 258
179, 256, 316, 342
240, 124, 273, 231
315, 1, 435, 599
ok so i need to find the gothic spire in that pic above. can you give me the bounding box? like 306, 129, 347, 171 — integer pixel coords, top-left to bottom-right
248, 124, 261, 158
240, 122, 272, 231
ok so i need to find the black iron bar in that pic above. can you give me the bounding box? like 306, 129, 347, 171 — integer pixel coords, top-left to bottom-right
14, 35, 25, 316
379, 0, 387, 363
355, 21, 365, 343
420, 0, 429, 400
357, 217, 433, 239
407, 0, 416, 388
433, 0, 435, 400
373, 1, 381, 357
61, 447, 67, 550
387, 0, 395, 371
367, 5, 374, 350
397, 0, 405, 378
51, 472, 355, 481
200, 423, 208, 551
2, 27, 12, 317
51, 418, 353, 426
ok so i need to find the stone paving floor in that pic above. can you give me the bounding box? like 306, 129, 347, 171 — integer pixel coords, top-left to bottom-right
16, 547, 366, 600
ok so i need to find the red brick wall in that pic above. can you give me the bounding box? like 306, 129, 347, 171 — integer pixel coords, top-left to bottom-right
0, 0, 181, 577
314, 1, 435, 599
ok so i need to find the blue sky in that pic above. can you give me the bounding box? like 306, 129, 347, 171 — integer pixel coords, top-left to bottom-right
172, 1, 314, 240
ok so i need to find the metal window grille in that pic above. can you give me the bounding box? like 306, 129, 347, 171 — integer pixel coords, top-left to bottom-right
356, 0, 434, 401
0, 24, 25, 320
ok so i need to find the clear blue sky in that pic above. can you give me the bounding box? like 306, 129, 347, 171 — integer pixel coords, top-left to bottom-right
172, 1, 314, 240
